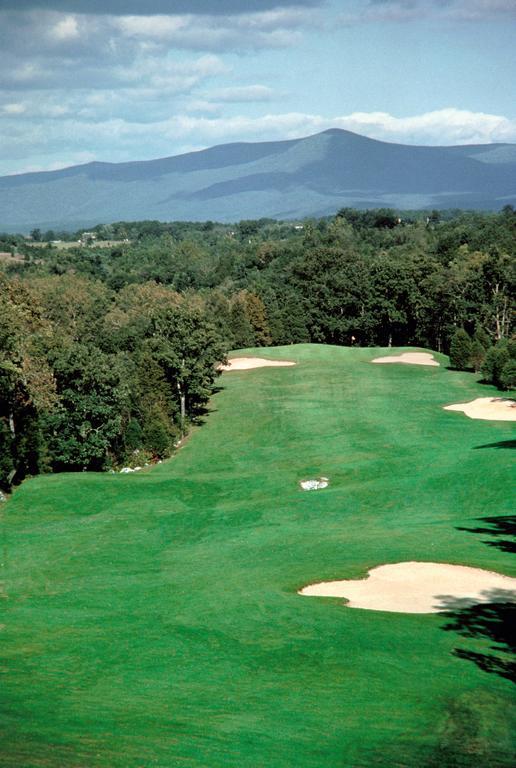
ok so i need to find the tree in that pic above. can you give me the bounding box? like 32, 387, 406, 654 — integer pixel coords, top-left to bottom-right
0, 276, 56, 487
144, 304, 227, 437
499, 359, 516, 390
44, 344, 129, 471
481, 342, 510, 389
469, 339, 486, 373
480, 252, 513, 341
449, 329, 472, 370
229, 297, 255, 349
289, 245, 368, 345
108, 283, 227, 439
239, 291, 271, 347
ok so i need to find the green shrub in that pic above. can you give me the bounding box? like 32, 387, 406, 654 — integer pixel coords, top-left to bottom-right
124, 418, 143, 453
143, 416, 172, 458
469, 339, 486, 373
499, 359, 516, 390
449, 329, 472, 370
481, 342, 510, 388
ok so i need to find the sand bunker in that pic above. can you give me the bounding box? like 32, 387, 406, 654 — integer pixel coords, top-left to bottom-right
372, 352, 439, 366
219, 357, 296, 371
299, 561, 516, 614
444, 397, 516, 422
300, 477, 329, 491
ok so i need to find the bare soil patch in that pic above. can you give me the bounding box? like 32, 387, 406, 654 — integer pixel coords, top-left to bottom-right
299, 561, 516, 614
444, 397, 516, 422
219, 357, 296, 371
372, 352, 439, 366
0, 252, 24, 263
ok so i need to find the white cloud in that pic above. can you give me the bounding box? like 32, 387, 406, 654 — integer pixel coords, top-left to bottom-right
116, 15, 187, 40
51, 15, 79, 41
2, 107, 515, 176
1, 105, 515, 176
143, 108, 516, 147
113, 8, 313, 50
330, 108, 516, 145
10, 63, 41, 83
2, 102, 26, 114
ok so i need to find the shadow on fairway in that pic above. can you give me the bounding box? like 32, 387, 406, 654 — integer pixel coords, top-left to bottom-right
456, 515, 516, 553
473, 439, 516, 450
437, 590, 516, 684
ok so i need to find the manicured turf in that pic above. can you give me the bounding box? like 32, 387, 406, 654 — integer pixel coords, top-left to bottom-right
1, 344, 514, 767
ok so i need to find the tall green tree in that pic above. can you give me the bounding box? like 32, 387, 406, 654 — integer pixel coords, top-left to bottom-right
44, 344, 129, 471
449, 329, 473, 370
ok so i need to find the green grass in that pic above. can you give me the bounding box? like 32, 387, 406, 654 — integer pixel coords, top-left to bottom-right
1, 344, 515, 767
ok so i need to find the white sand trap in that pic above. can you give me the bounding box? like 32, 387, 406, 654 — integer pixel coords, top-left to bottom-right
219, 357, 296, 371
299, 562, 516, 614
300, 477, 329, 491
444, 397, 516, 422
372, 352, 439, 366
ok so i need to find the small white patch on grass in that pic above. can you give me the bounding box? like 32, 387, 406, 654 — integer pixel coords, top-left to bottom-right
300, 477, 329, 491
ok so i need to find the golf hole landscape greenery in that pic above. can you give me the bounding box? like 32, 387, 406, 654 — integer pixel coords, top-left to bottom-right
1, 344, 514, 767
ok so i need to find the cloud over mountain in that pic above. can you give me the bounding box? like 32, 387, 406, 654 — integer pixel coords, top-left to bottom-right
0, 0, 514, 176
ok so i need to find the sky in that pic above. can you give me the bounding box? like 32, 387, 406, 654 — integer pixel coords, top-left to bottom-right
1, 0, 515, 175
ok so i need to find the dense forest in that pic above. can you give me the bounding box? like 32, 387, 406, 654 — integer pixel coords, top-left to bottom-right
1, 207, 514, 492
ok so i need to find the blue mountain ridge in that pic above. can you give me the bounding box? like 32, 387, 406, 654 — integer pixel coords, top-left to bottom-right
1, 129, 515, 231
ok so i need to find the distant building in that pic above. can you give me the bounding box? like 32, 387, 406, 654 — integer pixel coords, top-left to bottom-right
80, 232, 97, 245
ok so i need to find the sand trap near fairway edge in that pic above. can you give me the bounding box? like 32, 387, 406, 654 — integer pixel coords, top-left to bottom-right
372, 352, 439, 366
444, 397, 516, 422
299, 562, 516, 614
219, 357, 296, 371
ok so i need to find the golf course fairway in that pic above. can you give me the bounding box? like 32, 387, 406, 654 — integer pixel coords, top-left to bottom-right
1, 344, 514, 767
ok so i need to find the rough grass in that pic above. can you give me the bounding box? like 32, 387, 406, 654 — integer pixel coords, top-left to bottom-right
1, 344, 514, 767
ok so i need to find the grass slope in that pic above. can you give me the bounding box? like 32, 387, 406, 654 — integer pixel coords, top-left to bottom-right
1, 345, 514, 767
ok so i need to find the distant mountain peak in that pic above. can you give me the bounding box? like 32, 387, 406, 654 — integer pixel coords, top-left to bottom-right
0, 130, 514, 232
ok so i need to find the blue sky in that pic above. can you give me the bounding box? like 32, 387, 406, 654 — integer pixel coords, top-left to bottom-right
1, 0, 515, 175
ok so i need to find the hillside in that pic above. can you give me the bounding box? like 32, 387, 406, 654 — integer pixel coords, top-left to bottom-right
1, 129, 516, 231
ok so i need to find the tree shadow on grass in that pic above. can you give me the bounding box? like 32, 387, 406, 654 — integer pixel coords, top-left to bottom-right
456, 515, 516, 554
437, 590, 516, 684
474, 439, 516, 450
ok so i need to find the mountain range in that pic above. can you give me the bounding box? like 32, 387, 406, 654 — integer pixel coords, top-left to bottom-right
1, 129, 515, 231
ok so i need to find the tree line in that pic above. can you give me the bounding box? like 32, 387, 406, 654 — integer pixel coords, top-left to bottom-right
1, 207, 514, 490
0, 276, 226, 490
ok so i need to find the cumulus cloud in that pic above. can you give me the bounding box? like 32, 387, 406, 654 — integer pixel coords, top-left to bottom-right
0, 3, 313, 102
146, 108, 516, 146
113, 8, 315, 51
334, 108, 516, 144
0, 2, 513, 176
50, 14, 79, 40
0, 5, 316, 99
